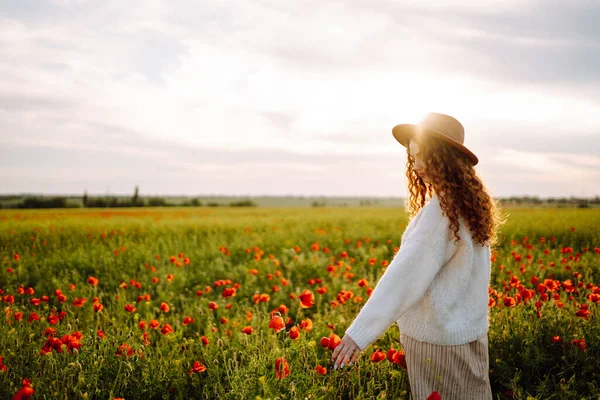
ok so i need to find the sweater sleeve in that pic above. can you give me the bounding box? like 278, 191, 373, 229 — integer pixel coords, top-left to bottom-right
344, 202, 450, 351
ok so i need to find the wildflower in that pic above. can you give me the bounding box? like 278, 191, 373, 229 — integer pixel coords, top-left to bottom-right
289, 326, 300, 340
298, 290, 315, 308
115, 343, 134, 357
278, 304, 289, 314
503, 297, 516, 307
315, 365, 327, 375
161, 324, 174, 335
427, 392, 441, 400
241, 326, 253, 335
571, 338, 587, 352
371, 351, 386, 363
188, 361, 206, 375
387, 348, 407, 369
275, 357, 290, 379
300, 318, 313, 333
12, 378, 34, 400
575, 305, 590, 320
269, 314, 285, 333
124, 304, 137, 313
552, 336, 562, 344
320, 334, 341, 350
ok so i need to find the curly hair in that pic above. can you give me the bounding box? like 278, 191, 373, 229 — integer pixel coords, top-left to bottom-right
404, 135, 508, 249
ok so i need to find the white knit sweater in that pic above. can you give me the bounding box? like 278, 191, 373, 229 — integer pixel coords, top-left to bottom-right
345, 192, 491, 350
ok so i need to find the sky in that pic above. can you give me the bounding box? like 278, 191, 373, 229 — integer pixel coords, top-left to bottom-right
1, 0, 599, 198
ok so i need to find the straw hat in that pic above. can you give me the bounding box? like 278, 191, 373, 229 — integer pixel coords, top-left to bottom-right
392, 112, 478, 166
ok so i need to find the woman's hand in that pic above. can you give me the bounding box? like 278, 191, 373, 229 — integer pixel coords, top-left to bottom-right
331, 334, 362, 370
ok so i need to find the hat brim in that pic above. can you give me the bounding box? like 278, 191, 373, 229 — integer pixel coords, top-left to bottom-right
392, 124, 479, 166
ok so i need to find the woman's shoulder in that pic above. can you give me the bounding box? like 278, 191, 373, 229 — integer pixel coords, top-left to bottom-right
402, 194, 447, 242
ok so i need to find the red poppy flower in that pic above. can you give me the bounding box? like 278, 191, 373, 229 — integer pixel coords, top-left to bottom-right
28, 312, 40, 323
259, 293, 270, 303
160, 302, 170, 313
552, 336, 562, 343
182, 316, 195, 326
503, 297, 516, 307
571, 338, 587, 352
115, 343, 134, 358
278, 304, 289, 314
188, 360, 207, 375
387, 348, 407, 368
124, 304, 137, 313
275, 357, 290, 379
241, 326, 253, 335
161, 324, 174, 335
371, 351, 386, 363
575, 308, 590, 320
427, 392, 441, 400
315, 365, 327, 375
269, 315, 285, 333
12, 378, 34, 400
300, 318, 313, 332
320, 333, 341, 350
299, 290, 315, 308
289, 326, 300, 340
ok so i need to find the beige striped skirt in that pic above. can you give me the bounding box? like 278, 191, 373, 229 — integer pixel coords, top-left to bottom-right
399, 332, 493, 400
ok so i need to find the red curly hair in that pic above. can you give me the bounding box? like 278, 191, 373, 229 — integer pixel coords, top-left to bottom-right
404, 136, 507, 248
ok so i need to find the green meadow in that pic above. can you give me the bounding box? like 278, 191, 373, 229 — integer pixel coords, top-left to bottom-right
1, 206, 599, 399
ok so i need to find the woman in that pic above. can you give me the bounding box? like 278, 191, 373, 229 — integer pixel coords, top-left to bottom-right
331, 112, 506, 400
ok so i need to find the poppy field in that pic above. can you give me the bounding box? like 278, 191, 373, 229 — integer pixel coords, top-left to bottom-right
1, 206, 599, 399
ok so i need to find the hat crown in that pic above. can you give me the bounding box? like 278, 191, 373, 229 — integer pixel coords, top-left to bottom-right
418, 112, 465, 145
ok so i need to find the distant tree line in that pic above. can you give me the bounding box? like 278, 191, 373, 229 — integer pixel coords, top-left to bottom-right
498, 195, 598, 208
0, 186, 257, 209
0, 189, 598, 209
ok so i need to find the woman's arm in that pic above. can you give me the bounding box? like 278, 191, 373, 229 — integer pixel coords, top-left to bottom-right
344, 203, 450, 351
